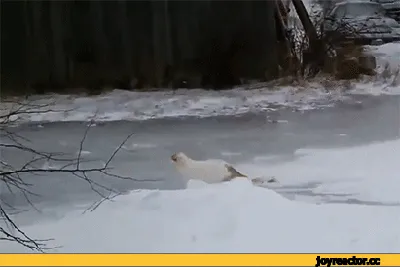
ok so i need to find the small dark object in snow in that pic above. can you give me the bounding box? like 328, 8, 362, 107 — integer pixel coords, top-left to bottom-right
252, 177, 278, 185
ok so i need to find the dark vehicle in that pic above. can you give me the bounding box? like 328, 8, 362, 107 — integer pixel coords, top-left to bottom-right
372, 0, 400, 22
323, 0, 400, 45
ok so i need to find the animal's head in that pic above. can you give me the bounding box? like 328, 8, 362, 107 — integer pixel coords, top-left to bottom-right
171, 152, 190, 166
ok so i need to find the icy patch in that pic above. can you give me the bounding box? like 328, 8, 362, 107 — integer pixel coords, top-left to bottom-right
122, 143, 158, 151
220, 151, 242, 157
41, 161, 60, 170
1, 178, 399, 253
253, 155, 282, 162
0, 86, 350, 124
59, 141, 68, 147
237, 138, 400, 204
76, 150, 91, 156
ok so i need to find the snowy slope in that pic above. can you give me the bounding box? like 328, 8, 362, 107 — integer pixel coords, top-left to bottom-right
1, 178, 399, 253
1, 139, 400, 253
237, 138, 400, 204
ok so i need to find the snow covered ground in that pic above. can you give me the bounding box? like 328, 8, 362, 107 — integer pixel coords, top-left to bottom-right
1, 79, 399, 125
1, 135, 400, 253
0, 85, 346, 123
239, 139, 400, 204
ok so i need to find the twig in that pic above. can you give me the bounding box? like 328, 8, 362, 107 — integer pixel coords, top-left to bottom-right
0, 101, 162, 252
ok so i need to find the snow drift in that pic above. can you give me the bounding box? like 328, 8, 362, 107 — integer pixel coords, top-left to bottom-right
2, 137, 400, 253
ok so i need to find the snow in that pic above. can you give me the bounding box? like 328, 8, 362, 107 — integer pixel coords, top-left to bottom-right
365, 42, 400, 74
349, 81, 400, 95
1, 138, 400, 253
237, 139, 400, 205
0, 86, 346, 124
0, 81, 398, 125
351, 42, 400, 95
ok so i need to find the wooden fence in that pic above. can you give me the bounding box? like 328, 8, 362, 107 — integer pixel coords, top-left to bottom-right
1, 0, 278, 94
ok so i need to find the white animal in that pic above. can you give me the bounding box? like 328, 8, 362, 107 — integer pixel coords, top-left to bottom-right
170, 152, 276, 185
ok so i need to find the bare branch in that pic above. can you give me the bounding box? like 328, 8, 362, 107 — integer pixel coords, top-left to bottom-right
0, 205, 52, 252
0, 100, 162, 252
103, 132, 135, 169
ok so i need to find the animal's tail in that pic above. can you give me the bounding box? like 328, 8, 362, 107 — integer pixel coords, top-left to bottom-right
225, 164, 248, 178
225, 164, 278, 184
